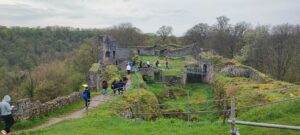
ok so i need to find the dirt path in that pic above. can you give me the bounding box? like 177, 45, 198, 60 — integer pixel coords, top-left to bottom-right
13, 94, 110, 134
13, 78, 132, 134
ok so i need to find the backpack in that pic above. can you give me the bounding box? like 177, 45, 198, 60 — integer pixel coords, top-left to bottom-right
82, 91, 88, 100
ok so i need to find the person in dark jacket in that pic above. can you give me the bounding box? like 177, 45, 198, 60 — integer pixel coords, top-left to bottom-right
0, 95, 14, 134
139, 61, 143, 68
82, 84, 90, 107
117, 80, 125, 95
111, 80, 117, 95
122, 77, 128, 91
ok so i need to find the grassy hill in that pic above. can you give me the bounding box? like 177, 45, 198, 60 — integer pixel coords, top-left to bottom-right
14, 52, 300, 135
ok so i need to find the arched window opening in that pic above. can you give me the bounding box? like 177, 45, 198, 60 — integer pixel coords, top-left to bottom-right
105, 51, 110, 57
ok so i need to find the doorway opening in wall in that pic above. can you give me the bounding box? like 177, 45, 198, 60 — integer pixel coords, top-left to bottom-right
105, 51, 110, 57
137, 49, 140, 55
203, 64, 207, 73
113, 51, 116, 58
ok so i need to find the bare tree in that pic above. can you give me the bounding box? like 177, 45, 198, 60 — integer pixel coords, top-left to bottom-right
184, 23, 209, 47
156, 25, 173, 43
106, 23, 146, 47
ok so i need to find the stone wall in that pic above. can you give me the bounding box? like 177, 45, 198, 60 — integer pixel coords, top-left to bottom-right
162, 75, 186, 85
12, 92, 81, 121
198, 58, 218, 84
220, 65, 267, 83
139, 68, 154, 78
87, 71, 99, 91
161, 46, 193, 57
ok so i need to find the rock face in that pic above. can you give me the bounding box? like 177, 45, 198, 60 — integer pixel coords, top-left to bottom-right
12, 92, 81, 121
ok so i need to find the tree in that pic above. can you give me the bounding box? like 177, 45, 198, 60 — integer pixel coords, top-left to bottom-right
106, 23, 146, 47
184, 23, 209, 47
156, 25, 173, 43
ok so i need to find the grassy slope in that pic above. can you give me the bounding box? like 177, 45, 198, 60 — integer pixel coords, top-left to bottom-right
15, 99, 300, 135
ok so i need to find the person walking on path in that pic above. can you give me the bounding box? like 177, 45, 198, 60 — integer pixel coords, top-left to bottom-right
111, 80, 117, 95
82, 84, 90, 108
0, 95, 15, 134
122, 77, 128, 91
117, 80, 125, 95
102, 80, 108, 96
166, 60, 169, 69
126, 64, 131, 74
146, 61, 150, 68
139, 60, 143, 68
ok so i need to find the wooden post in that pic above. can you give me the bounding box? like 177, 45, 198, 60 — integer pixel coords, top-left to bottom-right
230, 98, 236, 135
223, 99, 227, 124
187, 87, 190, 123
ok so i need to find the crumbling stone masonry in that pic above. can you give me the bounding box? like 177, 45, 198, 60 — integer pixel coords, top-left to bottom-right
12, 92, 81, 121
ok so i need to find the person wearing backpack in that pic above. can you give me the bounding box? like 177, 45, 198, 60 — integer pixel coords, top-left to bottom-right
102, 80, 108, 96
0, 95, 14, 135
117, 80, 125, 95
82, 84, 90, 107
111, 80, 117, 95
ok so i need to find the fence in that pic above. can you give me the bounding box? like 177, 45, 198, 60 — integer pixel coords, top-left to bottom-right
228, 97, 300, 135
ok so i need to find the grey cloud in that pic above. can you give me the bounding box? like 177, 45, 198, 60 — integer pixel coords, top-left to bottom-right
0, 0, 299, 36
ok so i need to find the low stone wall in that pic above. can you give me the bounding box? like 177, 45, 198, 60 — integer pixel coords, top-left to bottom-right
162, 75, 185, 85
162, 46, 193, 57
220, 65, 267, 83
139, 68, 154, 78
12, 92, 81, 121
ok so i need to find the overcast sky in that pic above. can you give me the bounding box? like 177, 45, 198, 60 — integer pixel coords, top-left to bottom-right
0, 0, 299, 36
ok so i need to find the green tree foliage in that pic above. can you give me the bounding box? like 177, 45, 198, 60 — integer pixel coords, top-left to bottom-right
72, 42, 97, 73
0, 26, 99, 100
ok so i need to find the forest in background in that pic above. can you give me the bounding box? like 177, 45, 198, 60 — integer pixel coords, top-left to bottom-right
0, 16, 299, 101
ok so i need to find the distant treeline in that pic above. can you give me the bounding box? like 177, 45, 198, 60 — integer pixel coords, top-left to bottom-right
182, 16, 300, 82
0, 26, 98, 101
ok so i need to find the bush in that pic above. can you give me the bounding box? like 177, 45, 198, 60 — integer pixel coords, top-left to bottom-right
119, 89, 160, 120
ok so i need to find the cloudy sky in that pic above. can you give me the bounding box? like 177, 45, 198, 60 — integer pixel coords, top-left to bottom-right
0, 0, 299, 35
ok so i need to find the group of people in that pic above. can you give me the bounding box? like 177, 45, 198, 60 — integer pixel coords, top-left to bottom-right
111, 77, 128, 95
82, 77, 128, 107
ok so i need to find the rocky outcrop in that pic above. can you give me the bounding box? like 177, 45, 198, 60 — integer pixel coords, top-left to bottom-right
12, 92, 81, 121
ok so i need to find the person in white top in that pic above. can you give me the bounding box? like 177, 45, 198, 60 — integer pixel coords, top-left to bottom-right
146, 61, 150, 68
126, 64, 131, 74
0, 95, 14, 134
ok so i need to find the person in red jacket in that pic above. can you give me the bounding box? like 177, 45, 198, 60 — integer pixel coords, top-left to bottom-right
102, 80, 108, 96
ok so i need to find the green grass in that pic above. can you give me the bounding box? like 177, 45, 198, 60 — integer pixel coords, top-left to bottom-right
141, 56, 196, 77
15, 99, 300, 135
